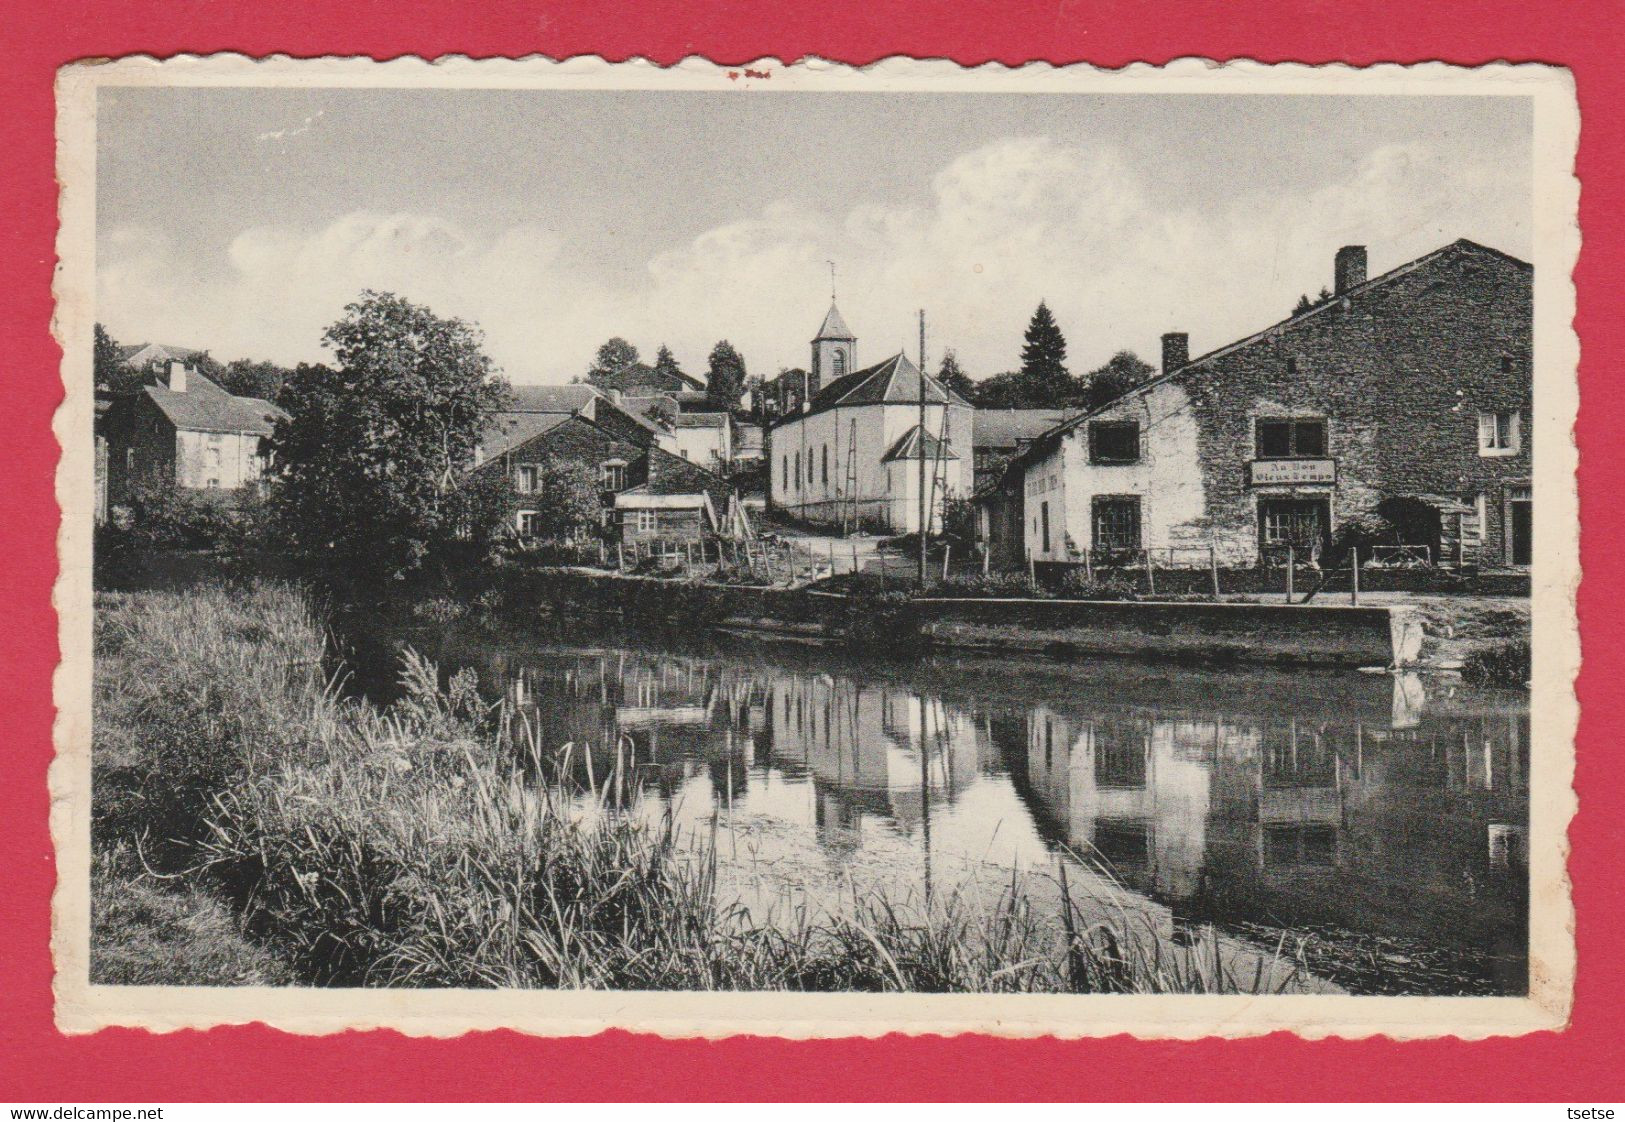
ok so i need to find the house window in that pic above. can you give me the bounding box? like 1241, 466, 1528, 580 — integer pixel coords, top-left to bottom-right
1089, 420, 1140, 464
602, 460, 626, 490
1260, 498, 1328, 553
1256, 417, 1327, 459
1478, 411, 1521, 456
1040, 501, 1050, 553
783, 454, 789, 491
1092, 496, 1142, 552
821, 445, 828, 486
516, 510, 540, 536
636, 510, 657, 533
680, 448, 689, 459
515, 464, 540, 494
794, 451, 801, 490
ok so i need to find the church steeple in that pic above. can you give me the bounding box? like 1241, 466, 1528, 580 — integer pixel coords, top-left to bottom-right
811, 301, 857, 388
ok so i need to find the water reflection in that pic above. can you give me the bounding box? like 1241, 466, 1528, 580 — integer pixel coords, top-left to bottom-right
457, 636, 1528, 995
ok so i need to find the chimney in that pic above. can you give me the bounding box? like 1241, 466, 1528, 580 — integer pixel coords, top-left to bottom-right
167, 359, 187, 393
1334, 245, 1367, 296
1161, 332, 1189, 375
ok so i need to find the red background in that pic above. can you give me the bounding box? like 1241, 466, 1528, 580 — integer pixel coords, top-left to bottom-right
2, 0, 1621, 1102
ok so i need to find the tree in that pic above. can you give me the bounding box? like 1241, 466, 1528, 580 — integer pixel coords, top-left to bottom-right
587, 337, 640, 382
1293, 287, 1334, 317
267, 291, 511, 582
705, 339, 747, 411
218, 358, 293, 402
93, 323, 140, 395
525, 459, 603, 543
967, 370, 1032, 409
1019, 301, 1070, 401
652, 344, 685, 384
937, 350, 976, 401
1082, 350, 1156, 410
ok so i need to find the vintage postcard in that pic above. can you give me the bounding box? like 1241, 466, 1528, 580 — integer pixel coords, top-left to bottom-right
52, 55, 1579, 1039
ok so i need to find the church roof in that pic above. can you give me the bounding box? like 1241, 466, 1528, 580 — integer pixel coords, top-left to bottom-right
881, 423, 960, 463
777, 352, 971, 430
812, 302, 856, 342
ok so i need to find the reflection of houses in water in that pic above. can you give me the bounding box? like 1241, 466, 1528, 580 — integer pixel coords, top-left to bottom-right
503, 651, 763, 803
761, 673, 983, 853
1019, 674, 1530, 949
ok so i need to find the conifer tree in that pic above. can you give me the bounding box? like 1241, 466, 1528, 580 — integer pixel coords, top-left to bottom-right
1018, 301, 1071, 403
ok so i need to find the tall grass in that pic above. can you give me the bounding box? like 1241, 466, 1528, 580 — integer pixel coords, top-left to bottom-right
93, 581, 1308, 993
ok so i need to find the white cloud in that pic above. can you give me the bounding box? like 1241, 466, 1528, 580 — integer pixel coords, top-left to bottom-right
95, 135, 1528, 386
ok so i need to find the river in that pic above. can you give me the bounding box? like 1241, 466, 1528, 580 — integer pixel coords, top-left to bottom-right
350, 614, 1530, 997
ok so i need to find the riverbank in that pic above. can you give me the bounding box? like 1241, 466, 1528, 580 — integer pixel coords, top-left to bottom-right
502, 564, 1437, 668
91, 580, 1319, 994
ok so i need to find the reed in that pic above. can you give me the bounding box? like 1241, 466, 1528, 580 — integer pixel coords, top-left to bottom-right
93, 580, 1308, 994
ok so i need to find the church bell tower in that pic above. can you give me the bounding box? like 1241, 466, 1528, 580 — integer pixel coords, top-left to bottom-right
811, 301, 857, 393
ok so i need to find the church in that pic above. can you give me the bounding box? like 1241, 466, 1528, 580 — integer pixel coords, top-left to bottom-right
766, 301, 974, 533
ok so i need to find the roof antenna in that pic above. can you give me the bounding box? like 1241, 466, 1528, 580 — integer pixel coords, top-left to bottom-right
827, 260, 837, 302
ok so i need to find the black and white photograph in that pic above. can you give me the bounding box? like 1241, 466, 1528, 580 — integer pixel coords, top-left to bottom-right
53, 57, 1578, 1038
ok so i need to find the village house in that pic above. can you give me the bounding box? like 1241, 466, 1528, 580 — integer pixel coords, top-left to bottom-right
970, 408, 1070, 492
103, 358, 286, 506
473, 391, 738, 548
984, 240, 1533, 571
671, 411, 733, 470
767, 302, 975, 533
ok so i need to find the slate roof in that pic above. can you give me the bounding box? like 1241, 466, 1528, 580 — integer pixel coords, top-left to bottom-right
774, 352, 971, 428
481, 412, 575, 461
505, 383, 602, 413
592, 362, 705, 393
971, 409, 1071, 449
1004, 238, 1531, 475
142, 373, 285, 436
120, 342, 206, 367
675, 412, 728, 429
881, 423, 960, 462
813, 302, 856, 341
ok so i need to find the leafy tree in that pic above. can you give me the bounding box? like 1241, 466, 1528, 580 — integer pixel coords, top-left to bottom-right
967, 370, 1032, 409
587, 337, 640, 381
1082, 350, 1156, 410
705, 339, 747, 411
524, 458, 603, 543
93, 323, 133, 392
1018, 301, 1070, 400
937, 350, 976, 401
218, 358, 293, 402
267, 291, 511, 582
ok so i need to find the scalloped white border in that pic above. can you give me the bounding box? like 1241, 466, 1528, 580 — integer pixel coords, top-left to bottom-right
49, 53, 1581, 1041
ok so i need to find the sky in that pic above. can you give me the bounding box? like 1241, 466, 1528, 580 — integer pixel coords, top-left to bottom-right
96, 88, 1533, 386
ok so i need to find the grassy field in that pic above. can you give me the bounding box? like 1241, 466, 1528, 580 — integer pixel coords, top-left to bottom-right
92, 580, 1309, 993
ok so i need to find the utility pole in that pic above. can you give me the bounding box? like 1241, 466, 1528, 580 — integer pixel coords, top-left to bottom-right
917, 309, 928, 588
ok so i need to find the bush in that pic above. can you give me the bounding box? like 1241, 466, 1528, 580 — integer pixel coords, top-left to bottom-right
1461, 639, 1531, 687
1053, 569, 1141, 601
935, 572, 1048, 599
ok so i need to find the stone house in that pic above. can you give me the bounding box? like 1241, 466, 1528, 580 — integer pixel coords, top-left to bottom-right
103, 360, 286, 504
988, 240, 1533, 570
473, 406, 735, 546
